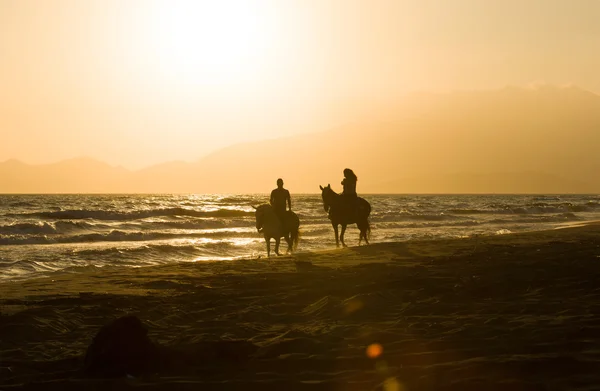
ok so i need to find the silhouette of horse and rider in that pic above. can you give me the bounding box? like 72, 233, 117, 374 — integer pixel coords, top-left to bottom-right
254, 170, 371, 256
253, 178, 300, 257
320, 168, 371, 247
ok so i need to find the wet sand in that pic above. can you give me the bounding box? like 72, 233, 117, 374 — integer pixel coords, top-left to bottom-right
2, 223, 600, 390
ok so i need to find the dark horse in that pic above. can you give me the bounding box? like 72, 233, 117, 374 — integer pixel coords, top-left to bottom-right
319, 184, 371, 247
253, 204, 300, 256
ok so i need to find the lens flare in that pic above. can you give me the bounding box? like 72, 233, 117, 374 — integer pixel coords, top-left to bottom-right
383, 377, 404, 391
366, 343, 383, 358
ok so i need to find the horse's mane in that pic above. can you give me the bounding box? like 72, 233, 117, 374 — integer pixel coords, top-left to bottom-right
255, 204, 280, 219
255, 204, 273, 212
324, 186, 339, 196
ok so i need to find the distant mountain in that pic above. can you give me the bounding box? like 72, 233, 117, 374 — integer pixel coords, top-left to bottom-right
371, 172, 596, 194
2, 85, 600, 193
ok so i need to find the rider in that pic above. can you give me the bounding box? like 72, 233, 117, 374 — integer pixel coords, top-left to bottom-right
270, 178, 292, 225
341, 168, 358, 216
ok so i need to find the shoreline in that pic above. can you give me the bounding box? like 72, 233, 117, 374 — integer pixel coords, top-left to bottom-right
2, 223, 600, 389
2, 218, 600, 287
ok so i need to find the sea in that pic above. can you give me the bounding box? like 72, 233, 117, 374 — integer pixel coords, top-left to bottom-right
1, 194, 600, 281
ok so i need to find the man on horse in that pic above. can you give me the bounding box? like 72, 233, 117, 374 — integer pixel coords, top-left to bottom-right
270, 178, 292, 226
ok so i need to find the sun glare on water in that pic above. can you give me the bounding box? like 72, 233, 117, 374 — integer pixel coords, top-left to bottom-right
145, 0, 275, 86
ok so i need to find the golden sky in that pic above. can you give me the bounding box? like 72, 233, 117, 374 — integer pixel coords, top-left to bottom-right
1, 0, 599, 169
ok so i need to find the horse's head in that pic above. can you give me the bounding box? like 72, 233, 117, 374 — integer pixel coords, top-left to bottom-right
253, 205, 265, 231
253, 204, 272, 232
319, 184, 334, 212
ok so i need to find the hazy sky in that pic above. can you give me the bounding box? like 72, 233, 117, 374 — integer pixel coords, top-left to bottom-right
1, 0, 599, 169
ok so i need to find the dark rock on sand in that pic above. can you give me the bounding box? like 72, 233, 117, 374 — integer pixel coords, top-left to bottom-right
84, 315, 258, 378
84, 315, 162, 377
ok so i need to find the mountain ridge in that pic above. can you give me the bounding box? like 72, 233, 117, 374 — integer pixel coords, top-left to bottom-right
2, 85, 600, 193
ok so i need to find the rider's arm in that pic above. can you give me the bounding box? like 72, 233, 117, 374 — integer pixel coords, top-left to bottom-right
287, 191, 292, 211
270, 190, 275, 206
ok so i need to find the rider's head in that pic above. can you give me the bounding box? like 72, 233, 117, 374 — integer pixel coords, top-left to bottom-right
277, 178, 284, 188
343, 168, 356, 180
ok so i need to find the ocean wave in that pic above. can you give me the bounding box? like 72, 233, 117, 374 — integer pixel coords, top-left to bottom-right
73, 243, 204, 258
299, 227, 332, 236
0, 222, 57, 235
8, 207, 254, 221
156, 220, 234, 230
54, 220, 106, 232
375, 220, 481, 229
0, 259, 63, 275
372, 212, 460, 222
489, 212, 580, 225
489, 203, 597, 214
8, 201, 36, 208
447, 202, 598, 215
0, 258, 153, 280
54, 264, 105, 274
0, 229, 259, 245
70, 242, 247, 262
532, 196, 561, 202
0, 241, 251, 280
0, 220, 107, 236
448, 209, 487, 215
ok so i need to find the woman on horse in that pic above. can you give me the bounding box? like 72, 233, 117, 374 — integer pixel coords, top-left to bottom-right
341, 168, 359, 215
341, 168, 358, 198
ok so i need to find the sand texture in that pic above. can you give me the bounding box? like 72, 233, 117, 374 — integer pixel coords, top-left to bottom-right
2, 224, 600, 390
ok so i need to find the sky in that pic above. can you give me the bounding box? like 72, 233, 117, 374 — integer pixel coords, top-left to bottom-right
1, 0, 599, 169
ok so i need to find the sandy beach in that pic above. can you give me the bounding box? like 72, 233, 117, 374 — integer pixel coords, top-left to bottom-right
2, 223, 600, 390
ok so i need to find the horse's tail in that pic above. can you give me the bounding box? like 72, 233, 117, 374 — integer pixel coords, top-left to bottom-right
366, 201, 372, 239
358, 198, 372, 242
366, 202, 372, 240
292, 225, 300, 251
290, 212, 300, 251
358, 219, 371, 240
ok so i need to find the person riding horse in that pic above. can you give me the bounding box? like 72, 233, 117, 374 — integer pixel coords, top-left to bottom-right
270, 178, 292, 226
340, 168, 359, 217
319, 168, 371, 247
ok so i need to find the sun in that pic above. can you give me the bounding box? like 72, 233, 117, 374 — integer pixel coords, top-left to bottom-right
145, 0, 274, 86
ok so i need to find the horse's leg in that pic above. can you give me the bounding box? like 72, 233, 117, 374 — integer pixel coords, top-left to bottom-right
356, 221, 368, 246
275, 237, 281, 256
285, 234, 292, 254
265, 236, 271, 257
333, 223, 340, 247
340, 224, 347, 247
361, 221, 370, 245
358, 223, 363, 246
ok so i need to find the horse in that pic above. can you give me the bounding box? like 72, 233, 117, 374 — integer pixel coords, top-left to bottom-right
253, 204, 300, 257
319, 184, 371, 247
